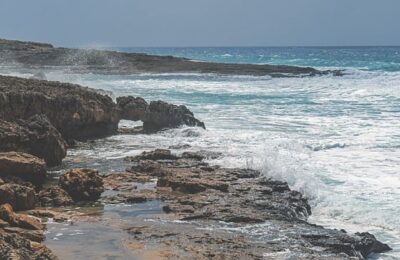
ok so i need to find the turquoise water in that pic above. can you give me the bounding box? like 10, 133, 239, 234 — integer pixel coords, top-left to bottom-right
118, 46, 400, 71
4, 47, 400, 258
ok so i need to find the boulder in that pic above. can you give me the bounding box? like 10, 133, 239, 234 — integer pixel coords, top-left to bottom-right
38, 186, 74, 207
0, 232, 56, 258
0, 184, 37, 211
0, 204, 44, 230
0, 115, 67, 166
0, 152, 46, 186
117, 96, 205, 133
59, 168, 104, 202
0, 75, 120, 141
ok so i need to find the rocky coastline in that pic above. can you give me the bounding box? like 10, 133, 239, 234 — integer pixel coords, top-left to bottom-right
0, 73, 391, 259
0, 38, 343, 77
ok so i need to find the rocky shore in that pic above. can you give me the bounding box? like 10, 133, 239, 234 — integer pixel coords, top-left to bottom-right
0, 74, 391, 259
0, 38, 343, 77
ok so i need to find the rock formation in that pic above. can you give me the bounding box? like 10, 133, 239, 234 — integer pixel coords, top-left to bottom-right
117, 96, 205, 132
59, 168, 104, 202
0, 38, 342, 77
0, 152, 46, 186
0, 115, 67, 166
0, 75, 120, 141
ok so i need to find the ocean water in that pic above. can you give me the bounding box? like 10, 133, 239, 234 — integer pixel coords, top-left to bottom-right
4, 47, 400, 258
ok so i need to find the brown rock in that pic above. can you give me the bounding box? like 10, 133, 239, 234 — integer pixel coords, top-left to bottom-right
0, 204, 44, 230
38, 186, 74, 207
0, 75, 120, 141
0, 115, 67, 166
117, 96, 205, 133
59, 168, 104, 202
3, 227, 45, 242
0, 184, 37, 211
0, 152, 46, 186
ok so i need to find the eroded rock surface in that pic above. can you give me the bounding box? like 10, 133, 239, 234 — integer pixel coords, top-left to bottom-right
0, 152, 46, 186
117, 96, 206, 132
0, 184, 37, 211
100, 149, 392, 259
0, 231, 57, 259
59, 168, 104, 202
0, 115, 67, 166
0, 75, 120, 141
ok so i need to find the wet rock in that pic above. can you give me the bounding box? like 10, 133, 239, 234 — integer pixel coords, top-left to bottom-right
117, 97, 206, 133
0, 152, 46, 186
181, 151, 205, 161
142, 101, 206, 132
3, 227, 46, 243
0, 204, 44, 231
118, 149, 391, 258
157, 174, 229, 193
355, 232, 392, 258
59, 168, 104, 202
101, 189, 158, 204
38, 186, 74, 207
0, 184, 37, 211
117, 96, 148, 121
0, 75, 120, 141
0, 232, 56, 258
130, 149, 179, 161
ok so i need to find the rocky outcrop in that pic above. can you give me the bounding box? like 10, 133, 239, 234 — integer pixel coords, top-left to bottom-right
0, 152, 46, 186
0, 38, 342, 77
103, 149, 391, 259
59, 169, 104, 202
117, 96, 205, 132
0, 204, 44, 231
38, 187, 74, 207
0, 75, 120, 141
0, 115, 67, 166
0, 184, 37, 211
0, 76, 204, 141
0, 232, 57, 259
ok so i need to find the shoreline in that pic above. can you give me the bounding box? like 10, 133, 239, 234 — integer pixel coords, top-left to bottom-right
0, 38, 343, 77
0, 74, 392, 259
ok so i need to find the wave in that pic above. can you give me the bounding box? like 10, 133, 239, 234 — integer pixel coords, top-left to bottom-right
307, 143, 347, 151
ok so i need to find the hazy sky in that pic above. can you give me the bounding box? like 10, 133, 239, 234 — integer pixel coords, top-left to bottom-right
1, 0, 399, 47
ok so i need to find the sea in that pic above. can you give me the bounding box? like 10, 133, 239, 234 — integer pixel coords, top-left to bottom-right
5, 46, 400, 258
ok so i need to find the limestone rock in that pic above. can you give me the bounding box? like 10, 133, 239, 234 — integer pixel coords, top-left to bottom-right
0, 184, 37, 211
59, 169, 104, 202
0, 152, 46, 186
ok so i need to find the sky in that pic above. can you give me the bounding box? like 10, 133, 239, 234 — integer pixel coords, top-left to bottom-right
0, 0, 399, 47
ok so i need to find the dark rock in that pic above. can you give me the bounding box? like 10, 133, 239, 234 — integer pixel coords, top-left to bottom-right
117, 96, 206, 132
0, 184, 37, 211
130, 149, 179, 161
0, 231, 56, 258
0, 203, 44, 231
0, 75, 120, 141
116, 149, 391, 258
142, 101, 205, 132
355, 232, 392, 258
59, 168, 104, 202
116, 96, 148, 121
0, 38, 342, 77
0, 152, 46, 186
38, 186, 74, 207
